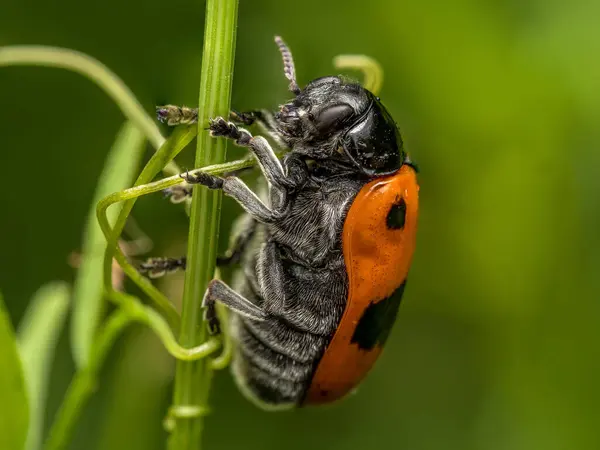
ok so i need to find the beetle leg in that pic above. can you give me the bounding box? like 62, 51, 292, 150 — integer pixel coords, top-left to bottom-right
230, 109, 276, 128
209, 117, 291, 189
162, 165, 258, 203
180, 170, 282, 223
162, 184, 193, 203
156, 104, 285, 147
156, 105, 198, 126
203, 279, 268, 334
138, 257, 186, 278
230, 109, 287, 148
139, 214, 257, 277
156, 106, 262, 127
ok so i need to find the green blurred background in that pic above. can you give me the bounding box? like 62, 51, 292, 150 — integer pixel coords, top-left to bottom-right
2, 0, 600, 449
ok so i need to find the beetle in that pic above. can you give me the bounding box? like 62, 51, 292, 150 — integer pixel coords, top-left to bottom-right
141, 36, 419, 409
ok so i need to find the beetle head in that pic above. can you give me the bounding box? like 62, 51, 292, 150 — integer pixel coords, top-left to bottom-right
273, 37, 405, 176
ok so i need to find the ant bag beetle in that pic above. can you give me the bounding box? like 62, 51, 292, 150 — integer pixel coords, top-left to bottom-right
143, 36, 419, 410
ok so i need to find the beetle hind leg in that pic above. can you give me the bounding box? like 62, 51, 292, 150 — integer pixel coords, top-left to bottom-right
203, 279, 267, 334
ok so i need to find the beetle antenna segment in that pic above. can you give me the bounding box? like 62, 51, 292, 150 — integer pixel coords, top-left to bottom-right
274, 36, 301, 95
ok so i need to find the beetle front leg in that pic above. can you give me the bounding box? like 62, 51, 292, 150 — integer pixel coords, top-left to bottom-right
163, 116, 303, 208
156, 105, 283, 145
230, 109, 287, 148
208, 117, 295, 190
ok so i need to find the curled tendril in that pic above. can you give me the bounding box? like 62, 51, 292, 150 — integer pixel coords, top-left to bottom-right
333, 54, 384, 95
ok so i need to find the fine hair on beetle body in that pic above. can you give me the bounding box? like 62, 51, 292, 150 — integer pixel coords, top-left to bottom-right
142, 36, 419, 409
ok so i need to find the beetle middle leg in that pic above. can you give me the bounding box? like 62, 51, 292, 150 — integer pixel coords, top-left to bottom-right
139, 256, 186, 278
180, 170, 279, 223
138, 214, 257, 277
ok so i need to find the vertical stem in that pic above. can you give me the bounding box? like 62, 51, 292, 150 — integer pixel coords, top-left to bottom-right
168, 0, 238, 449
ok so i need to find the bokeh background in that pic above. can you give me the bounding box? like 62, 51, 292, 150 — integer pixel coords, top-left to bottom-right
2, 0, 600, 449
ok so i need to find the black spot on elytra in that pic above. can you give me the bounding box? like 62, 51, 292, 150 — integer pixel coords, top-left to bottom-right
386, 197, 406, 229
351, 281, 406, 351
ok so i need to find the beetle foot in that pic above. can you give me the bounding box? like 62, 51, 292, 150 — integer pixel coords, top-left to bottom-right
202, 294, 222, 335
163, 184, 192, 203
138, 257, 186, 278
179, 170, 224, 190
209, 117, 252, 147
156, 105, 198, 126
230, 110, 256, 126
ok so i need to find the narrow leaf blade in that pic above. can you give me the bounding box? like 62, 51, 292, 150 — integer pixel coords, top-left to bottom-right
18, 282, 71, 450
0, 290, 29, 450
71, 121, 146, 368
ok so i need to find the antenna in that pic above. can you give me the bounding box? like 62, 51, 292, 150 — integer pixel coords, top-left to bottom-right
274, 36, 301, 95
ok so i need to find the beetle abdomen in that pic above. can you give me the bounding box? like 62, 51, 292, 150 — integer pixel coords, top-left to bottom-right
228, 246, 347, 409
230, 315, 324, 408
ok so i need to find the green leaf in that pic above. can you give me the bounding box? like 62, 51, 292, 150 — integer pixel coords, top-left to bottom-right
18, 282, 70, 450
0, 290, 29, 450
70, 121, 146, 368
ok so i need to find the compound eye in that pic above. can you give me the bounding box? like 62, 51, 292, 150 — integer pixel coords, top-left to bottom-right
313, 103, 354, 136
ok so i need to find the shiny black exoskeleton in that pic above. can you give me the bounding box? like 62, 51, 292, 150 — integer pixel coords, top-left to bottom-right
142, 37, 411, 409
276, 75, 405, 176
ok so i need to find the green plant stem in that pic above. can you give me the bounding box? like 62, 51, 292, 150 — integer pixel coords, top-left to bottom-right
44, 310, 131, 450
169, 0, 239, 448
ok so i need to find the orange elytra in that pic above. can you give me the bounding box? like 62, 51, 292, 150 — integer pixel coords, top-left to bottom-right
305, 164, 419, 404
